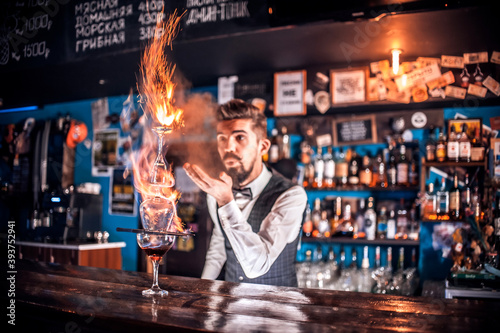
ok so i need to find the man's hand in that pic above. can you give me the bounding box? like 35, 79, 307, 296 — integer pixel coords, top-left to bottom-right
183, 163, 234, 207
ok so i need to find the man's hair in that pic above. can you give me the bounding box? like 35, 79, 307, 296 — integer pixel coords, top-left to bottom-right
216, 99, 267, 139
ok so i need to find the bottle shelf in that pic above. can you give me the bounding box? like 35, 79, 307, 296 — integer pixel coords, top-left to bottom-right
304, 186, 420, 193
302, 237, 419, 246
422, 161, 486, 167
421, 219, 465, 223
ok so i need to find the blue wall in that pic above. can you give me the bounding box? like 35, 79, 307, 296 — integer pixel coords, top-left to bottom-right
1, 96, 140, 271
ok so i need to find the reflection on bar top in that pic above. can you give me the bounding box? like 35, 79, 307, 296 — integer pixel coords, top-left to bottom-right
16, 241, 126, 250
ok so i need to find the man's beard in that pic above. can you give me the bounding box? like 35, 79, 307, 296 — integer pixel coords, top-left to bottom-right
223, 153, 257, 186
226, 164, 254, 186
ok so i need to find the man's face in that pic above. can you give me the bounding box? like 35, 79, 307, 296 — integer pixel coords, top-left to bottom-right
216, 119, 268, 186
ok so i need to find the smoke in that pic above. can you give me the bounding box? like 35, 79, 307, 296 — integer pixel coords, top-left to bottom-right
165, 85, 225, 180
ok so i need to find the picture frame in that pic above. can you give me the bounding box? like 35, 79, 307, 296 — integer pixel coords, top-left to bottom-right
447, 118, 482, 142
330, 67, 369, 105
92, 128, 119, 177
332, 114, 377, 146
274, 70, 307, 117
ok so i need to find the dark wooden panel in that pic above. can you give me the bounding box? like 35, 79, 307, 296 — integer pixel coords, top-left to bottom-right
79, 248, 122, 270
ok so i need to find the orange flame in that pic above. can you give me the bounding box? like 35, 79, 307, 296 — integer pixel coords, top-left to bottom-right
132, 9, 186, 233
138, 9, 185, 129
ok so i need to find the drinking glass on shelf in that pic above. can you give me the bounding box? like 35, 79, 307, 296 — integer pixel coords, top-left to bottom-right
137, 233, 176, 296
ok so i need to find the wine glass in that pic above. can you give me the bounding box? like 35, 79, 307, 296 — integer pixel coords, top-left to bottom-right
140, 196, 176, 232
137, 233, 176, 296
149, 126, 175, 188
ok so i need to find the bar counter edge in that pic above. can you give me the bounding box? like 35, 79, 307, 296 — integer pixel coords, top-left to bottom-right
10, 259, 500, 332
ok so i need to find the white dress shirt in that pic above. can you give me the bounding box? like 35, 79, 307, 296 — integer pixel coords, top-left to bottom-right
201, 167, 308, 280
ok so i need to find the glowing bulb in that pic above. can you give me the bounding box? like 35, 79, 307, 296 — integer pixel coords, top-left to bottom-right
392, 49, 402, 75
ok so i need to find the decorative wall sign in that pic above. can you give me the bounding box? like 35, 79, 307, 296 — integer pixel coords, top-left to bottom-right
92, 129, 119, 177
110, 167, 137, 216
274, 70, 307, 116
332, 114, 377, 146
447, 118, 482, 143
395, 63, 441, 91
330, 67, 368, 105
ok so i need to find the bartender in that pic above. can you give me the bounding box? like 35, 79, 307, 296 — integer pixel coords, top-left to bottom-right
184, 99, 307, 287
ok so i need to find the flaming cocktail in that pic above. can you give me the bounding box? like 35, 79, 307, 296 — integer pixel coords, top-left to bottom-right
131, 9, 186, 297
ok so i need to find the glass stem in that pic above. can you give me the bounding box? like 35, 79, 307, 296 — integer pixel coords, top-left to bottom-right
152, 259, 160, 289
156, 130, 164, 160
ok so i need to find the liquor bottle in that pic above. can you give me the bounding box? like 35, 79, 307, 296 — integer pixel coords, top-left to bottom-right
318, 210, 331, 238
359, 154, 373, 187
326, 246, 338, 279
280, 126, 291, 160
350, 248, 358, 269
447, 125, 459, 162
314, 245, 324, 263
375, 246, 381, 269
376, 206, 388, 239
425, 127, 436, 162
375, 151, 388, 188
422, 182, 437, 220
313, 146, 324, 188
334, 203, 354, 237
303, 162, 315, 188
338, 246, 346, 274
471, 185, 482, 224
463, 173, 472, 214
408, 203, 420, 240
311, 198, 322, 237
355, 199, 366, 239
300, 139, 312, 165
330, 197, 343, 233
348, 150, 361, 186
395, 198, 408, 239
396, 144, 409, 186
436, 128, 447, 163
386, 247, 394, 276
387, 149, 397, 187
358, 246, 373, 293
470, 126, 485, 162
436, 177, 449, 217
336, 148, 349, 187
458, 123, 471, 162
387, 209, 396, 239
494, 198, 500, 269
364, 197, 377, 240
269, 128, 280, 163
302, 204, 313, 238
411, 248, 417, 268
397, 247, 405, 272
409, 149, 419, 187
449, 172, 462, 220
323, 146, 335, 188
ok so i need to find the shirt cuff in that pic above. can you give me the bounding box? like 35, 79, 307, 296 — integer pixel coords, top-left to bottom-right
217, 200, 244, 229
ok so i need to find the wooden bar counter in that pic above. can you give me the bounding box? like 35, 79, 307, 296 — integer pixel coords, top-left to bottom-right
14, 260, 499, 332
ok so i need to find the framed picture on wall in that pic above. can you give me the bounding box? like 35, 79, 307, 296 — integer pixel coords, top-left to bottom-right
330, 67, 369, 105
274, 70, 307, 116
332, 114, 377, 146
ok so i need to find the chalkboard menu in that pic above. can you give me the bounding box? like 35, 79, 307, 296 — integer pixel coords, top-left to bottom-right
0, 0, 68, 70
332, 114, 377, 146
0, 0, 269, 71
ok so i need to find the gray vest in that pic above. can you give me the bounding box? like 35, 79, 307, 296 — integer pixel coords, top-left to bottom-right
218, 174, 303, 287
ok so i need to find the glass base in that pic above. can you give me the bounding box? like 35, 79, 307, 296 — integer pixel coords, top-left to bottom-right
142, 287, 168, 297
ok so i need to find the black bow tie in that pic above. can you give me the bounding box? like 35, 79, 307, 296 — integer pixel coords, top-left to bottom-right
232, 187, 253, 199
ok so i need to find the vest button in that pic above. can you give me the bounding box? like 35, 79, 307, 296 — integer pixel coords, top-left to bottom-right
238, 276, 244, 281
